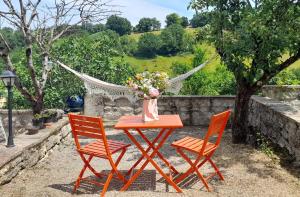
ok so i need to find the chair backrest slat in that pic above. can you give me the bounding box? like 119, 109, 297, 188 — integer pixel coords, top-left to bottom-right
76, 131, 103, 139
200, 110, 231, 155
68, 114, 109, 152
73, 125, 101, 134
72, 119, 100, 128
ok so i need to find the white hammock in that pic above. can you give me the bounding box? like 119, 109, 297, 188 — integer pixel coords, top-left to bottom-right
57, 57, 213, 102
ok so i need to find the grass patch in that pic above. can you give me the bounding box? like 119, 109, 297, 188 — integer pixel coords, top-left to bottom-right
123, 54, 194, 74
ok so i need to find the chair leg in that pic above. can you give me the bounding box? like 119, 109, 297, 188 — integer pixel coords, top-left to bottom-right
100, 148, 128, 196
112, 149, 127, 183
177, 149, 211, 192
73, 155, 94, 193
79, 153, 102, 179
101, 171, 114, 197
208, 158, 224, 181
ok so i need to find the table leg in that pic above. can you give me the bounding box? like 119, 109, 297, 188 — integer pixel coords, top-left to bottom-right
121, 128, 182, 193
135, 128, 179, 174
127, 128, 166, 175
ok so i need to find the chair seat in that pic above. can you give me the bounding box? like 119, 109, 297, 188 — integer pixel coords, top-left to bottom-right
171, 136, 217, 155
79, 139, 131, 158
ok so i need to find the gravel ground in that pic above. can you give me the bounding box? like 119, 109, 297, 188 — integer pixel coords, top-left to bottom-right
0, 127, 299, 197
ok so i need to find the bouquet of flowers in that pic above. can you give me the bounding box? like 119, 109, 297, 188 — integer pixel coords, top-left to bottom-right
126, 71, 169, 99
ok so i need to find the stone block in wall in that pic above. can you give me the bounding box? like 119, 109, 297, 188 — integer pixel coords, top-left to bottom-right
0, 109, 33, 140
120, 107, 134, 115
84, 93, 104, 116
191, 111, 213, 126
178, 111, 190, 125
191, 99, 211, 110
115, 98, 131, 107
212, 98, 235, 108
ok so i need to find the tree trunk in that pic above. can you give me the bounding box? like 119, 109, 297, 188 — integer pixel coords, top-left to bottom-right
232, 86, 255, 144
31, 96, 44, 115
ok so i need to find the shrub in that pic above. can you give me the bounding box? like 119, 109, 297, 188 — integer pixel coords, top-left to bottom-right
269, 68, 300, 85
181, 64, 236, 95
137, 33, 161, 58
120, 35, 138, 55
192, 47, 205, 67
160, 24, 185, 55
182, 33, 196, 53
171, 62, 192, 76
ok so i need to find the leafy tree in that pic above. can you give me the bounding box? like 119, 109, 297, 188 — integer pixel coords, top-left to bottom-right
181, 17, 189, 28
0, 0, 114, 115
137, 33, 161, 58
106, 15, 132, 36
48, 33, 135, 108
82, 23, 106, 34
190, 13, 210, 28
136, 17, 161, 32
0, 28, 25, 49
190, 0, 300, 143
166, 13, 182, 27
151, 18, 162, 31
160, 24, 185, 55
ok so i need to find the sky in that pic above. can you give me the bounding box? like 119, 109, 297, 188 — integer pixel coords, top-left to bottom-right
113, 0, 195, 26
0, 0, 195, 28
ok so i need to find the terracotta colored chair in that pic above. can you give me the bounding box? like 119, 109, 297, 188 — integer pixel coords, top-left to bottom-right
68, 114, 130, 197
171, 110, 231, 191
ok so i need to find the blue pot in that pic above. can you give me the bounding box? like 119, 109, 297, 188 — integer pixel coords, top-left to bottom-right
66, 95, 84, 108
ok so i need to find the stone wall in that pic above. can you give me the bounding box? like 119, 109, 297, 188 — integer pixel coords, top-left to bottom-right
262, 85, 300, 101
248, 96, 300, 162
0, 118, 71, 185
84, 94, 236, 126
0, 110, 33, 142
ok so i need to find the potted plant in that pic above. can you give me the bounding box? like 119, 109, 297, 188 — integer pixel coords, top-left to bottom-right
43, 110, 58, 123
32, 113, 45, 129
127, 71, 169, 121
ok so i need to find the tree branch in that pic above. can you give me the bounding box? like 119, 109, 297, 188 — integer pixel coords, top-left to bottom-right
256, 49, 300, 87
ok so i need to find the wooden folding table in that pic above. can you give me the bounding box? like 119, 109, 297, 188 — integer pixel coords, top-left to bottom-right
114, 115, 183, 193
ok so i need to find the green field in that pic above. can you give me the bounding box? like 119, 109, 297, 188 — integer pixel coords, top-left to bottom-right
124, 54, 194, 75
124, 28, 300, 75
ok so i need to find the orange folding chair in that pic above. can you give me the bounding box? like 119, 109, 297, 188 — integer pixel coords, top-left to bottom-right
171, 110, 231, 191
68, 114, 130, 197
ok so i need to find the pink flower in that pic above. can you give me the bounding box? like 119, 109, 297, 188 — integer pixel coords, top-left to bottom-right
133, 84, 138, 90
149, 88, 159, 98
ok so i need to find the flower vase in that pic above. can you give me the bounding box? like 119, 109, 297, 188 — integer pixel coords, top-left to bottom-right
142, 98, 159, 122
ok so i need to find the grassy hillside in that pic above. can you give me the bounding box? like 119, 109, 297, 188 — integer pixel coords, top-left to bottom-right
124, 54, 194, 75
126, 28, 220, 75
124, 28, 300, 75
